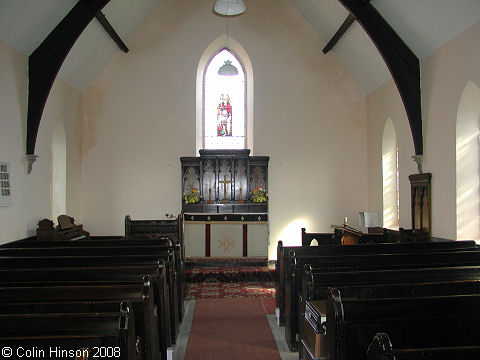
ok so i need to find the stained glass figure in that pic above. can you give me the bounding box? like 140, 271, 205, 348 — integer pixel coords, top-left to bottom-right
217, 94, 232, 137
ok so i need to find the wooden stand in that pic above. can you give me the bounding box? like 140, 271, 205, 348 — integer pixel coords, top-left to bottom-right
409, 173, 432, 239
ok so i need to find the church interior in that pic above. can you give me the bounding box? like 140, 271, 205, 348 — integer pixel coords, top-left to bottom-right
0, 0, 480, 359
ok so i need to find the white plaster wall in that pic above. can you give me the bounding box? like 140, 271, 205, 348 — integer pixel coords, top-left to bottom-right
422, 21, 480, 240
0, 39, 83, 244
366, 80, 416, 229
366, 21, 480, 239
82, 0, 368, 259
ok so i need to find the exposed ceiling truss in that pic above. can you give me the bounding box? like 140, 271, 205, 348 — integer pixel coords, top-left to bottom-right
24, 0, 429, 173
26, 0, 124, 173
323, 12, 356, 54
95, 10, 129, 53
338, 0, 423, 158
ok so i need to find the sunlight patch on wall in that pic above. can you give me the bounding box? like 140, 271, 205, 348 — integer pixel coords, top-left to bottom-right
278, 218, 308, 247
51, 120, 66, 221
456, 81, 480, 241
382, 118, 399, 230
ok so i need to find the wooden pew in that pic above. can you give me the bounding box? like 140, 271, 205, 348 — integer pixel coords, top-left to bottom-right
0, 301, 145, 359
275, 240, 476, 326
125, 214, 184, 267
302, 278, 480, 359
300, 265, 480, 355
125, 215, 180, 242
0, 300, 137, 360
324, 290, 480, 360
0, 253, 179, 346
285, 249, 480, 351
0, 251, 179, 343
300, 228, 338, 246
0, 238, 169, 247
0, 242, 186, 323
366, 332, 480, 360
0, 265, 168, 360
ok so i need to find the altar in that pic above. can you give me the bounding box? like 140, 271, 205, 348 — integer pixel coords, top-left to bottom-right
183, 213, 268, 257
180, 149, 269, 258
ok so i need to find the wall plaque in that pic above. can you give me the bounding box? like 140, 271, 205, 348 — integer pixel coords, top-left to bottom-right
0, 162, 12, 206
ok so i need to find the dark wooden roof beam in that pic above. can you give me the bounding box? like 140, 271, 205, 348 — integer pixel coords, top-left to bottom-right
323, 13, 356, 54
26, 0, 111, 173
95, 11, 129, 53
338, 0, 423, 157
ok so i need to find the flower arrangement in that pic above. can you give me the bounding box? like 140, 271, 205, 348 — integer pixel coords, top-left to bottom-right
250, 185, 268, 203
184, 187, 201, 204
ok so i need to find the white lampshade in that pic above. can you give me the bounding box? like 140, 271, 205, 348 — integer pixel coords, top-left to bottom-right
218, 60, 238, 76
213, 0, 246, 16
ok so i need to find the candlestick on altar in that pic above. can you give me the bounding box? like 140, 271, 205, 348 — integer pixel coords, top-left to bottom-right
238, 187, 244, 204
208, 188, 213, 204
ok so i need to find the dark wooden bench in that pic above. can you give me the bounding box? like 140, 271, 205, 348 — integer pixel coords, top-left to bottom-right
300, 228, 338, 246
366, 332, 480, 360
301, 277, 480, 359
324, 290, 480, 360
0, 238, 170, 247
299, 265, 480, 354
276, 240, 476, 326
0, 300, 137, 360
125, 215, 185, 292
125, 215, 180, 242
0, 249, 180, 328
0, 243, 186, 323
0, 300, 146, 359
0, 281, 159, 360
285, 249, 480, 351
367, 329, 480, 360
0, 265, 168, 359
0, 253, 179, 347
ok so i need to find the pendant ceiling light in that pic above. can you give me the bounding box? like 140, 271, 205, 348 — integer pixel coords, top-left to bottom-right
213, 0, 246, 16
218, 60, 238, 76
218, 15, 239, 76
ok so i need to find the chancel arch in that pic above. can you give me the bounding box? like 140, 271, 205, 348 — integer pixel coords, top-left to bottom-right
196, 36, 253, 153
51, 119, 67, 221
456, 81, 480, 242
382, 118, 399, 230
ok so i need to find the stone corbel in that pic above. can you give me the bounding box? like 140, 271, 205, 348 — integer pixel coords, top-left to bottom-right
25, 154, 39, 174
411, 154, 424, 174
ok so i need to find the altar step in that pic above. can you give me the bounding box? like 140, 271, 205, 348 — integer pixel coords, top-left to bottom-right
185, 257, 275, 283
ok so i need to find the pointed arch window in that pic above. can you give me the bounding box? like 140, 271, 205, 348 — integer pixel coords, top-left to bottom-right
382, 118, 400, 230
51, 120, 66, 220
456, 81, 480, 241
204, 49, 246, 149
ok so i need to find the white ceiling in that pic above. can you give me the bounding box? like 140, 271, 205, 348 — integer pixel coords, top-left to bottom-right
0, 0, 479, 94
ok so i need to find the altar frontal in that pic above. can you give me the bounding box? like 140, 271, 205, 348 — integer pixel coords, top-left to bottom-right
184, 213, 268, 257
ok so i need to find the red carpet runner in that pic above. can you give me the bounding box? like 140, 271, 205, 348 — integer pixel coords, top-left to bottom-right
184, 298, 281, 360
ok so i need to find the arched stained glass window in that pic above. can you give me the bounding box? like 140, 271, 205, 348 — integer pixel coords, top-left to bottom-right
204, 49, 246, 149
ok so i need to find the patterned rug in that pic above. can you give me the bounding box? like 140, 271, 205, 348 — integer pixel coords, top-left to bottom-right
186, 265, 275, 283
186, 281, 275, 299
